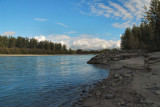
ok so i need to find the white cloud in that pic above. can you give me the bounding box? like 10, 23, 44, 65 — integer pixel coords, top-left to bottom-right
78, 34, 93, 38
72, 38, 120, 49
65, 30, 76, 34
47, 34, 71, 41
79, 0, 151, 28
112, 21, 135, 29
109, 1, 133, 20
34, 34, 120, 50
1, 31, 16, 36
34, 18, 47, 21
56, 23, 69, 28
47, 34, 71, 48
34, 35, 46, 42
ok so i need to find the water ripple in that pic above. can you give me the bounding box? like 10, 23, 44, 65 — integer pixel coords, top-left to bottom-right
0, 55, 109, 107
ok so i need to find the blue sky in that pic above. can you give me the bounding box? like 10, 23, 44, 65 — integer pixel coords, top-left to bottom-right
0, 0, 151, 49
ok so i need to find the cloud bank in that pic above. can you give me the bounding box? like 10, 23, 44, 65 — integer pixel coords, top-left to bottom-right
1, 31, 16, 36
35, 34, 120, 50
34, 35, 46, 42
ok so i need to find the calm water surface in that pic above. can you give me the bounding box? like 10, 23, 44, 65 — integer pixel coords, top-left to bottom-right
0, 55, 109, 107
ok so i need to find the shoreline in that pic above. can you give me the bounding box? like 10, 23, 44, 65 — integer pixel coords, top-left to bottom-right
74, 51, 160, 107
0, 54, 94, 57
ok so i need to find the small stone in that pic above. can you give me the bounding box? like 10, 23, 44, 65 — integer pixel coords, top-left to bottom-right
153, 86, 159, 90
95, 91, 101, 97
113, 58, 119, 61
93, 83, 97, 86
102, 85, 105, 89
140, 99, 144, 103
105, 94, 115, 99
155, 90, 160, 95
82, 89, 86, 93
145, 101, 154, 105
120, 101, 125, 106
153, 83, 157, 85
114, 74, 120, 78
111, 82, 115, 86
117, 103, 121, 106
119, 76, 122, 80
124, 74, 131, 78
101, 102, 104, 105
80, 94, 83, 96
88, 94, 93, 97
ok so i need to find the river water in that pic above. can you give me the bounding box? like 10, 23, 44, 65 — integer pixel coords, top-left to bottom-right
0, 55, 109, 107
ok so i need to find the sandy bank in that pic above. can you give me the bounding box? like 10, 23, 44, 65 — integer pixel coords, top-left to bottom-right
74, 51, 160, 107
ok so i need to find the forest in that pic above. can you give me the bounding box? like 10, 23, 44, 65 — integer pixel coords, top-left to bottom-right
0, 35, 106, 54
121, 0, 160, 52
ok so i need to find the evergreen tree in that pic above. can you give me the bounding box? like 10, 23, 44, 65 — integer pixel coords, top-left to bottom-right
8, 36, 16, 48
121, 28, 132, 50
29, 38, 38, 49
145, 0, 160, 51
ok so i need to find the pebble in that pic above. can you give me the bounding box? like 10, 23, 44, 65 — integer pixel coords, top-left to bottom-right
145, 101, 154, 105
82, 90, 86, 93
114, 74, 120, 78
120, 101, 125, 105
117, 101, 125, 106
119, 76, 122, 80
102, 85, 106, 89
124, 74, 131, 78
105, 94, 115, 99
88, 94, 93, 97
155, 90, 160, 95
153, 83, 157, 85
95, 91, 101, 97
111, 82, 115, 86
113, 58, 119, 61
140, 99, 144, 103
153, 86, 159, 90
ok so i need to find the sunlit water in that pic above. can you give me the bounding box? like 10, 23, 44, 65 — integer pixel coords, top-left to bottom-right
0, 55, 109, 107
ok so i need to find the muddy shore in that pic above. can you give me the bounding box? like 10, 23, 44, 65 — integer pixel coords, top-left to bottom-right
74, 51, 160, 107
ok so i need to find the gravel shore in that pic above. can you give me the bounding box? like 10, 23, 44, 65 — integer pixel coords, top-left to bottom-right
74, 51, 160, 107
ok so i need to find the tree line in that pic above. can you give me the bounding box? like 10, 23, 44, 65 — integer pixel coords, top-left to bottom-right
0, 35, 106, 54
121, 0, 160, 52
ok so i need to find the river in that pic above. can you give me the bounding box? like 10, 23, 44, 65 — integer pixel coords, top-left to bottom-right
0, 55, 109, 107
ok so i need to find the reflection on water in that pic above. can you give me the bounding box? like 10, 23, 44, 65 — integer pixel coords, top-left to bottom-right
0, 55, 109, 107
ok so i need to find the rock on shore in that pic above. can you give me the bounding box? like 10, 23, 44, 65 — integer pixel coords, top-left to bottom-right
87, 50, 145, 64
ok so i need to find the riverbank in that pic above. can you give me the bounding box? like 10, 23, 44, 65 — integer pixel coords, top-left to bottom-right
74, 51, 160, 107
0, 54, 94, 57
0, 54, 55, 56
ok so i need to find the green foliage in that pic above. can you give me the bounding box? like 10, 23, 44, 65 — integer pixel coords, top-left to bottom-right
0, 35, 106, 54
0, 35, 69, 54
8, 36, 16, 48
121, 0, 160, 52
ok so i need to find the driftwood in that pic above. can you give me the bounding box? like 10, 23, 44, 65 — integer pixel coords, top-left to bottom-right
138, 50, 149, 58
148, 59, 160, 64
144, 56, 160, 72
